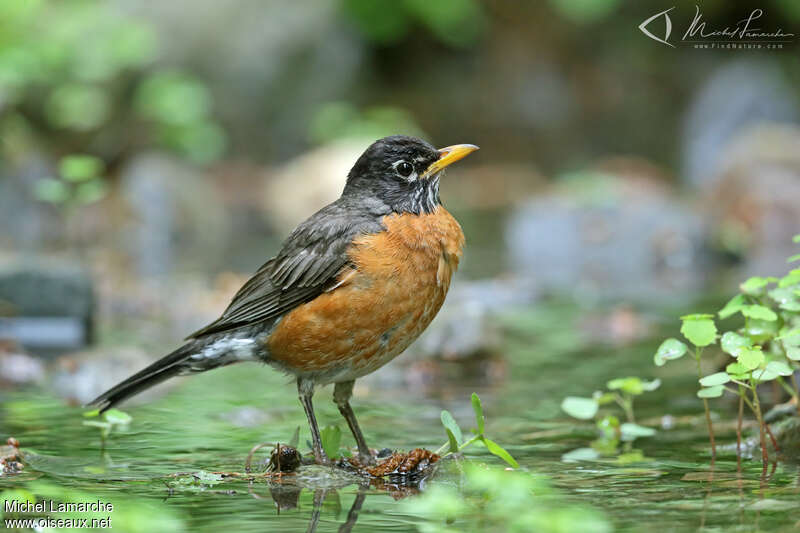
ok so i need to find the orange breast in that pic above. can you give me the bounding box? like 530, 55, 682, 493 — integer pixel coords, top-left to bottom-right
266, 206, 464, 382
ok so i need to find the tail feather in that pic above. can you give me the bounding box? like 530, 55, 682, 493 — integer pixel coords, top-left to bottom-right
88, 343, 196, 413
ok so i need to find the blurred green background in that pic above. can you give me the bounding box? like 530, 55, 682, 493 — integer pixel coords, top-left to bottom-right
2, 1, 800, 531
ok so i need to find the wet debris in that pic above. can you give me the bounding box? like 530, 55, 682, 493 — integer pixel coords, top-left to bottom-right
1, 437, 24, 475
268, 444, 301, 473
343, 448, 440, 481
245, 442, 301, 474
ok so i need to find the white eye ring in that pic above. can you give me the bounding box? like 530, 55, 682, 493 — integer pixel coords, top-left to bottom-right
393, 160, 417, 181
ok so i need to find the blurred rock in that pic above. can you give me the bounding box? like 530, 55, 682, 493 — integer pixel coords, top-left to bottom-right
682, 59, 798, 189
440, 164, 546, 210
262, 140, 360, 234
51, 347, 159, 405
409, 278, 538, 360
506, 169, 709, 302
363, 278, 536, 389
705, 123, 800, 276
0, 340, 45, 386
116, 152, 230, 278
0, 263, 94, 352
0, 153, 58, 250
121, 0, 363, 159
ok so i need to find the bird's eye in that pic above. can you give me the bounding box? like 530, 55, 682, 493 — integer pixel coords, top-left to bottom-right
395, 161, 414, 178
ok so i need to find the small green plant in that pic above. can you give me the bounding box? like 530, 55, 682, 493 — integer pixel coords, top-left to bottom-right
654, 235, 800, 465
403, 464, 611, 533
436, 393, 518, 468
82, 408, 132, 449
319, 425, 343, 460
561, 377, 659, 461
34, 154, 109, 211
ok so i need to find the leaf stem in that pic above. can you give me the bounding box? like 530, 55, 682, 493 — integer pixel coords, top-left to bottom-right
694, 347, 716, 460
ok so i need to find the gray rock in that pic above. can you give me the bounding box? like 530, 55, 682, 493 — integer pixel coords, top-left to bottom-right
0, 264, 94, 352
682, 59, 798, 189
506, 173, 709, 302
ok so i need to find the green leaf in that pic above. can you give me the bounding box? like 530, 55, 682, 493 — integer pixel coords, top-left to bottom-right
778, 269, 800, 288
562, 447, 600, 462
720, 331, 752, 357
654, 338, 688, 366
719, 294, 746, 319
440, 410, 463, 445
787, 347, 800, 361
739, 346, 765, 371
641, 378, 661, 392
561, 396, 598, 420
34, 178, 69, 204
726, 362, 747, 376
288, 426, 300, 448
768, 288, 800, 312
593, 390, 616, 405
74, 179, 108, 205
607, 377, 645, 395
788, 254, 800, 263
680, 315, 717, 347
59, 154, 105, 182
481, 437, 519, 468
699, 372, 730, 387
765, 360, 793, 376
320, 425, 341, 459
745, 318, 780, 343
697, 386, 725, 398
620, 423, 656, 439
471, 392, 484, 435
740, 276, 774, 296
778, 328, 800, 347
444, 428, 459, 453
794, 234, 800, 243
741, 305, 778, 321
104, 409, 132, 425
82, 409, 100, 418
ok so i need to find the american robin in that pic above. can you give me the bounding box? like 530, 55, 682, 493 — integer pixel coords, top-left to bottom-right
89, 135, 478, 465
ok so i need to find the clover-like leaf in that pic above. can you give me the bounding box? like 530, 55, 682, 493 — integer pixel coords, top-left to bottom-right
654, 338, 688, 366
778, 269, 800, 288
741, 305, 778, 321
680, 314, 717, 347
725, 362, 749, 381
719, 294, 746, 319
607, 377, 644, 395
720, 331, 752, 357
641, 378, 661, 392
620, 423, 656, 440
739, 346, 765, 371
561, 396, 598, 420
740, 276, 774, 296
562, 447, 600, 462
699, 372, 730, 387
697, 386, 725, 398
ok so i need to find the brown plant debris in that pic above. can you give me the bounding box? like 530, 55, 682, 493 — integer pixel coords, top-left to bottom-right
1, 437, 24, 475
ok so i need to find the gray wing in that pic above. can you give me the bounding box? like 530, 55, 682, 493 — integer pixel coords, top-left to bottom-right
187, 199, 385, 339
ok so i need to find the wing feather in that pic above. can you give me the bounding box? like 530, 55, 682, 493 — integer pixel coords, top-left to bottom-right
188, 198, 386, 339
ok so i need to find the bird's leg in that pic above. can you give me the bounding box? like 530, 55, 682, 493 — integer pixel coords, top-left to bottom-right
333, 380, 373, 464
297, 378, 329, 465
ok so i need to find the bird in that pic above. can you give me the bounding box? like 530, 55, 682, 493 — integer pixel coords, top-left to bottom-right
89, 135, 478, 465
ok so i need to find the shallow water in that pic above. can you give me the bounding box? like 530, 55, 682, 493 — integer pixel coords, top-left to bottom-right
2, 303, 799, 532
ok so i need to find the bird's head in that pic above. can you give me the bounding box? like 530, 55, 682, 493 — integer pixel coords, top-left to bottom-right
343, 135, 478, 215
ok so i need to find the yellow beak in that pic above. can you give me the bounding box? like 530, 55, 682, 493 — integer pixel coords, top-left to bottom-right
421, 143, 479, 178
